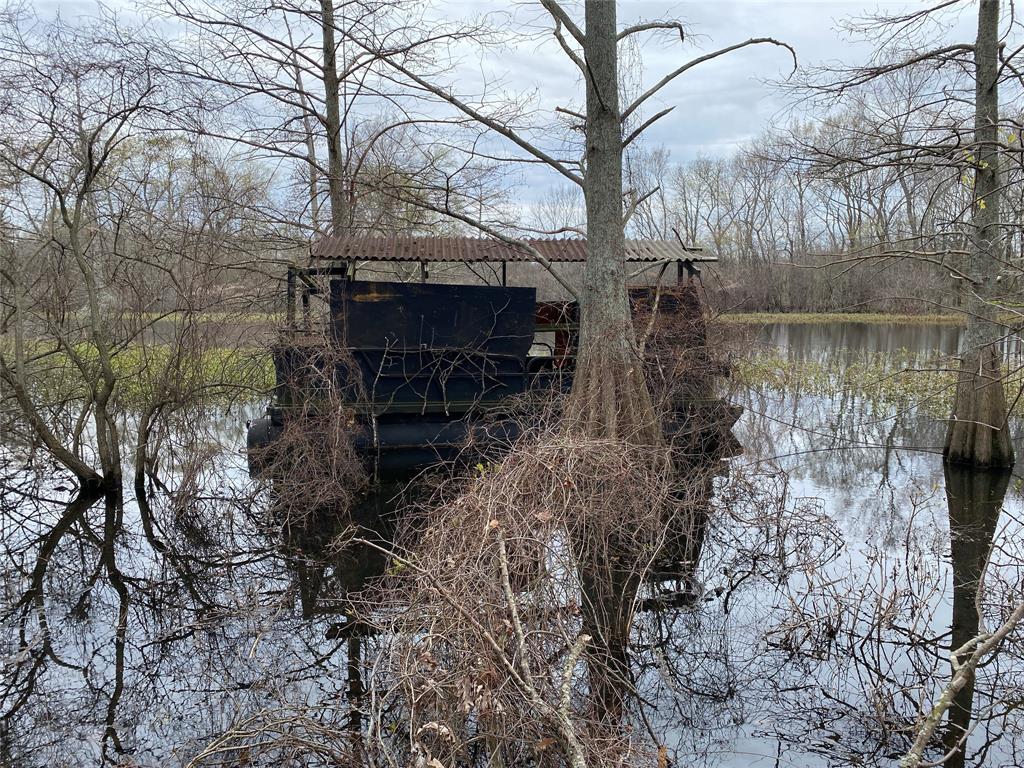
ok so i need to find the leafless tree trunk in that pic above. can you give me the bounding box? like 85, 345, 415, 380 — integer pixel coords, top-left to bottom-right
944, 0, 1014, 467
319, 0, 348, 232
565, 0, 657, 442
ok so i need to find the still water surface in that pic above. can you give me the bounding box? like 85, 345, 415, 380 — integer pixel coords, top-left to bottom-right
2, 322, 1022, 766
708, 322, 1024, 766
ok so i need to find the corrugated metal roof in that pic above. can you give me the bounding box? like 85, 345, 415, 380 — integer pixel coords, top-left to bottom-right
310, 235, 712, 263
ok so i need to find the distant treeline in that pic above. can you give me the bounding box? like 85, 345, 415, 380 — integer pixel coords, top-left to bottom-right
530, 79, 1024, 315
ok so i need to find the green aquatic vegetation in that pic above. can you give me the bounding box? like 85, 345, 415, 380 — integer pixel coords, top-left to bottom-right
2, 342, 275, 408
734, 349, 1024, 419
123, 309, 286, 325
110, 345, 276, 405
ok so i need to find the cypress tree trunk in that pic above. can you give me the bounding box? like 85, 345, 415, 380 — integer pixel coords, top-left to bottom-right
569, 0, 663, 724
944, 0, 1014, 467
567, 0, 657, 443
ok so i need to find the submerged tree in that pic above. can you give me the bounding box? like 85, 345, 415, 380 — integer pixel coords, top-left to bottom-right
794, 0, 1021, 466
944, 0, 1014, 467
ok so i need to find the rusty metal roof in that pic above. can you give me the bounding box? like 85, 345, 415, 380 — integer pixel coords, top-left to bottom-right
310, 235, 712, 263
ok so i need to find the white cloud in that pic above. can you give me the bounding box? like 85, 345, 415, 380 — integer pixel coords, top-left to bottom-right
434, 1, 901, 161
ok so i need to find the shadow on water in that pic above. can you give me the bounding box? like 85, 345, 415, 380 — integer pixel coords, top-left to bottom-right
284, 484, 403, 623
942, 464, 1010, 768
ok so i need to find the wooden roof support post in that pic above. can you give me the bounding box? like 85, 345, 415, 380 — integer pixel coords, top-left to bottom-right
679, 258, 699, 283
286, 268, 297, 327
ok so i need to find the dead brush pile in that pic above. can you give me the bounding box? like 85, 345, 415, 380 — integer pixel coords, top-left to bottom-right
364, 427, 693, 767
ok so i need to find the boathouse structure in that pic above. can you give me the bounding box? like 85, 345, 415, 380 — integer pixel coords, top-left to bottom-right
247, 235, 733, 479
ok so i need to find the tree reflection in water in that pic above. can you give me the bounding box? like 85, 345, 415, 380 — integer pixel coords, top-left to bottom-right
942, 465, 1010, 768
2, 324, 1024, 766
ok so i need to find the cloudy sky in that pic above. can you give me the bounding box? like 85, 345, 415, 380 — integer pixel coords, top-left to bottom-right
398, 0, 973, 214
40, 0, 974, 161
37, 0, 977, 216
426, 1, 973, 161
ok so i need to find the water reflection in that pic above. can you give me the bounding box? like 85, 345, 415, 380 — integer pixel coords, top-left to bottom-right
708, 322, 1024, 766
761, 321, 962, 361
3, 324, 1024, 766
284, 484, 401, 621
943, 464, 1010, 768
760, 320, 1024, 364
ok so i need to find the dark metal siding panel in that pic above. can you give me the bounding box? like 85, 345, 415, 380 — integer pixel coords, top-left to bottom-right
327, 279, 537, 414
332, 280, 534, 354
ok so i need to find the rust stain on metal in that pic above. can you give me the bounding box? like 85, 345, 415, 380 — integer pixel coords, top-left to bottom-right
351, 289, 398, 302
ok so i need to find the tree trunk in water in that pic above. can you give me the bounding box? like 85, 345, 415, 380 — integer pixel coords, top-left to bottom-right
568, 0, 661, 725
580, 551, 638, 722
568, 0, 657, 443
320, 0, 348, 232
944, 0, 1014, 468
945, 344, 1014, 466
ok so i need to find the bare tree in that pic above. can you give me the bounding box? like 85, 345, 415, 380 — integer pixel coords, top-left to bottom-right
163, 0, 471, 236
788, 0, 1023, 466
944, 0, 1015, 466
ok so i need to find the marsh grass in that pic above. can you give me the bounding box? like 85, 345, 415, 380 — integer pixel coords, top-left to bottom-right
734, 348, 1024, 419
125, 310, 286, 324
2, 342, 275, 407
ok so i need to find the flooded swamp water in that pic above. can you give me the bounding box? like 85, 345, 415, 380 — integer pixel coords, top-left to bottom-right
1, 321, 1022, 766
